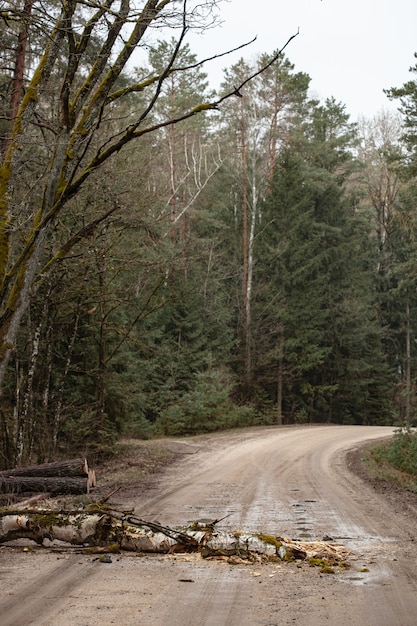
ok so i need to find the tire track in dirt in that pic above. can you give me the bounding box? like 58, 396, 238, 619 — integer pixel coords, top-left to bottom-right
0, 555, 97, 626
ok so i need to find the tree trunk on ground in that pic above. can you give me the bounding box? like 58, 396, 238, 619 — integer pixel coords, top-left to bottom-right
0, 457, 89, 477
0, 509, 352, 569
0, 475, 94, 495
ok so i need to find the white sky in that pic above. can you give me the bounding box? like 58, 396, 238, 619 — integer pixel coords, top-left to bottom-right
186, 0, 417, 120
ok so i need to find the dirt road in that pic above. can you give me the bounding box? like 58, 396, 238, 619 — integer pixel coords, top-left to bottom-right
1, 425, 417, 625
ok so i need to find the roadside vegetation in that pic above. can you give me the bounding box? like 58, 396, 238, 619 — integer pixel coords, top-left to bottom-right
366, 428, 417, 493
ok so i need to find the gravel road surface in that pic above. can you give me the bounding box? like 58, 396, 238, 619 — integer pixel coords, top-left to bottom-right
1, 424, 416, 625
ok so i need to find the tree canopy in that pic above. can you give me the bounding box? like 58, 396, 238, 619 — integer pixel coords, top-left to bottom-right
1, 2, 417, 466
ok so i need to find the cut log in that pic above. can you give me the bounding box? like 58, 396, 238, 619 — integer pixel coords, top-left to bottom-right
87, 469, 96, 493
0, 476, 91, 495
0, 458, 89, 478
0, 512, 105, 545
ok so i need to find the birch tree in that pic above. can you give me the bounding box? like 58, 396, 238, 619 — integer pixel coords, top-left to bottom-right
145, 39, 222, 252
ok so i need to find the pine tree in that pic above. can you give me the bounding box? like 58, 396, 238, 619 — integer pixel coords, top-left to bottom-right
253, 99, 391, 424
218, 53, 310, 393
385, 52, 417, 176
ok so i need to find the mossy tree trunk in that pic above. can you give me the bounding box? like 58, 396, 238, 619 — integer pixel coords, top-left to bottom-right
0, 509, 352, 569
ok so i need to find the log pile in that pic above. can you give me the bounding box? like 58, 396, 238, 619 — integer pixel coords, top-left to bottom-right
0, 506, 352, 571
0, 458, 96, 497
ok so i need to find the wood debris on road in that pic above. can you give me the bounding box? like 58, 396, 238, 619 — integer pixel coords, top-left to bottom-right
0, 502, 351, 571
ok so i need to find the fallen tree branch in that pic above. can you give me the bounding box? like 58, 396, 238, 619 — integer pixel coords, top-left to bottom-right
0, 507, 352, 569
14, 494, 52, 509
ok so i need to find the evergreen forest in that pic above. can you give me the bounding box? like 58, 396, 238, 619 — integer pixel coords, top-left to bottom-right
1, 1, 417, 468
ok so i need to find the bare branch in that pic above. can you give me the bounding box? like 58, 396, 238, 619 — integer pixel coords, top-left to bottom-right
107, 36, 258, 103
64, 30, 301, 200
37, 204, 120, 277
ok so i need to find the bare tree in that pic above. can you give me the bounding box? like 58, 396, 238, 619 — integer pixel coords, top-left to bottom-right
356, 111, 403, 254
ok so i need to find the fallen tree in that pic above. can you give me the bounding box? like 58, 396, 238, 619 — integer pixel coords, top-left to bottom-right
0, 458, 96, 497
0, 507, 352, 570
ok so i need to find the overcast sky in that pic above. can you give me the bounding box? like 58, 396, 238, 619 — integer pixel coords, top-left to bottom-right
187, 0, 417, 120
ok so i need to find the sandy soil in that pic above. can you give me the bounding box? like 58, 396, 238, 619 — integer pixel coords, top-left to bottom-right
1, 424, 417, 626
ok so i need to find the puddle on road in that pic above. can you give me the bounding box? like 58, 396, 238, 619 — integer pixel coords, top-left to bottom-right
167, 482, 400, 576
340, 561, 392, 587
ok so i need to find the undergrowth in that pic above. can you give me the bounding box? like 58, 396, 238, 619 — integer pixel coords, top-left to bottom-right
368, 427, 417, 493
